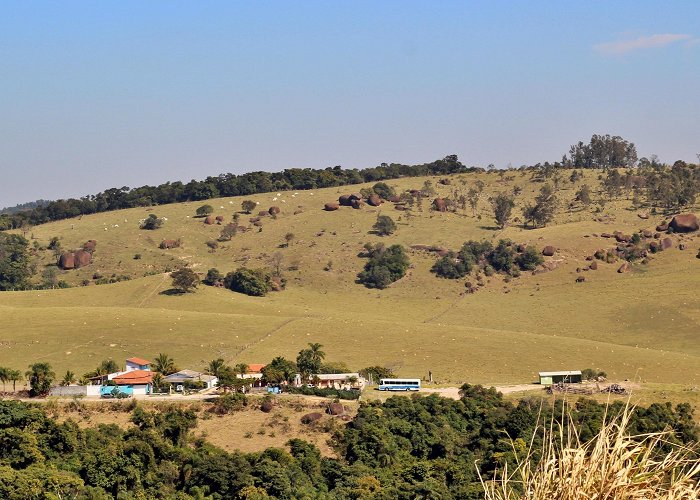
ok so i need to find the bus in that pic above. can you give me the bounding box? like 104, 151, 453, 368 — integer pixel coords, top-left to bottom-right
378, 378, 421, 391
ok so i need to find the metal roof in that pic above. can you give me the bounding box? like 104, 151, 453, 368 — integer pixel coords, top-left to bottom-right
538, 371, 582, 377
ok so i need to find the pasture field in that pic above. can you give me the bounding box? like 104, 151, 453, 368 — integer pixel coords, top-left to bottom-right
1, 170, 699, 390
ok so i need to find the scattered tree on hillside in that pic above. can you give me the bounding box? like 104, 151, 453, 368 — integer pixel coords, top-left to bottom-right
373, 215, 397, 236
26, 362, 55, 397
284, 233, 295, 246
575, 184, 593, 208
218, 224, 237, 241
224, 268, 272, 296
195, 204, 214, 217
170, 267, 199, 293
467, 188, 480, 216
491, 192, 515, 229
522, 184, 558, 228
357, 243, 410, 289
241, 200, 257, 214
0, 233, 31, 291
566, 134, 638, 168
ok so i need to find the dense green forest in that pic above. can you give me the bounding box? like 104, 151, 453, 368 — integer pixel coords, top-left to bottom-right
0, 387, 696, 499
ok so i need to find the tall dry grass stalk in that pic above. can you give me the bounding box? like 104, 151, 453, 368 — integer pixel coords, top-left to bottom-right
479, 402, 700, 499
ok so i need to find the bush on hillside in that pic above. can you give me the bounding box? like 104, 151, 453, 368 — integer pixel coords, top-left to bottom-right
515, 246, 544, 270
140, 214, 165, 230
195, 204, 214, 217
371, 182, 396, 200
373, 215, 397, 236
224, 268, 272, 296
357, 243, 410, 289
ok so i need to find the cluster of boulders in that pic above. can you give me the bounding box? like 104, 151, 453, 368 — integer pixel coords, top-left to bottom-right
588, 213, 699, 274
204, 215, 226, 225
58, 240, 96, 270
323, 191, 400, 211
159, 239, 181, 249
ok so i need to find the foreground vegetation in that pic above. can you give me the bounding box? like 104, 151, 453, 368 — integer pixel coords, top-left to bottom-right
0, 386, 697, 499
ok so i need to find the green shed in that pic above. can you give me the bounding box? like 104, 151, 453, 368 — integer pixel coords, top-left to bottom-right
538, 370, 582, 386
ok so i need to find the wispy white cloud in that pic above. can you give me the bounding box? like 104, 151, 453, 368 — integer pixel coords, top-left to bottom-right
594, 33, 693, 55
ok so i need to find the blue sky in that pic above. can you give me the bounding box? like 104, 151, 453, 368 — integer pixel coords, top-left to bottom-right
1, 1, 698, 206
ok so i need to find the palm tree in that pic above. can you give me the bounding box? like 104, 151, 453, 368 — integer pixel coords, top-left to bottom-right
234, 363, 249, 376
308, 343, 326, 367
60, 370, 76, 386
25, 362, 55, 397
7, 370, 22, 392
153, 353, 177, 375
0, 367, 8, 392
207, 358, 225, 378
152, 373, 164, 393
97, 359, 119, 375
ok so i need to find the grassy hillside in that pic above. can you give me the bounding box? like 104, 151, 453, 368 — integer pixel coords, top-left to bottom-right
1, 170, 699, 387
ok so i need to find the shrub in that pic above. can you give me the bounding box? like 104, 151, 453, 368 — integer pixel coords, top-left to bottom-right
224, 268, 272, 296
140, 214, 164, 230
515, 246, 544, 271
487, 240, 516, 273
203, 268, 223, 286
287, 386, 360, 400
373, 215, 397, 236
431, 252, 472, 279
372, 182, 396, 200
209, 393, 247, 414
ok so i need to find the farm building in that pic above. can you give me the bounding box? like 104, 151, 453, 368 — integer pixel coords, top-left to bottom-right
294, 373, 365, 390
104, 369, 154, 396
163, 369, 218, 390
538, 370, 582, 386
236, 363, 267, 388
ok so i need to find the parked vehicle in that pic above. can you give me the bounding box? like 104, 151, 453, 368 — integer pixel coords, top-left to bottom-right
378, 378, 421, 391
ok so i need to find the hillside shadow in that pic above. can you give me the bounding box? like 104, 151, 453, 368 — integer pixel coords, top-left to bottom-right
159, 288, 186, 296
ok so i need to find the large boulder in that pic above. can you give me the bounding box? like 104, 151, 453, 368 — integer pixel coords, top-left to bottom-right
388, 195, 401, 203
656, 222, 669, 232
58, 252, 76, 270
542, 246, 556, 257
615, 234, 632, 243
589, 260, 598, 270
215, 215, 225, 223
74, 249, 92, 268
669, 214, 699, 233
339, 195, 353, 206
327, 402, 344, 415
301, 412, 323, 425
324, 202, 339, 211
349, 193, 362, 201
204, 216, 215, 225
268, 206, 280, 215
432, 198, 447, 212
160, 239, 179, 249
367, 194, 382, 207
351, 199, 365, 209
661, 237, 673, 250
83, 240, 97, 252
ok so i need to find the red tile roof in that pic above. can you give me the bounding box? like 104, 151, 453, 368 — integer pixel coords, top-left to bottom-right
113, 370, 153, 385
126, 357, 151, 366
247, 364, 266, 374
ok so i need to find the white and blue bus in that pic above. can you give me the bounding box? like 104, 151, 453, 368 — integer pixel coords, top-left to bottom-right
378, 378, 421, 391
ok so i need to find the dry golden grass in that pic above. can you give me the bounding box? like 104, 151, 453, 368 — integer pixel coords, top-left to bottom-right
480, 403, 700, 499
1, 169, 699, 393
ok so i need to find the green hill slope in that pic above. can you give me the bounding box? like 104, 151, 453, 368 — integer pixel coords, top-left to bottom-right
1, 170, 699, 385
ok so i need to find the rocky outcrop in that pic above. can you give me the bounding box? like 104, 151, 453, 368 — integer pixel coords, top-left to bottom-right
367, 194, 382, 207
58, 252, 76, 270
669, 214, 699, 233
432, 198, 447, 212
74, 249, 92, 268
